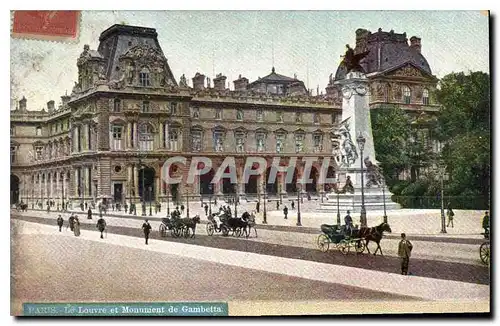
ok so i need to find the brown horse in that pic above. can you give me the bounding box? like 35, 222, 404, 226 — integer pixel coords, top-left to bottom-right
354, 222, 392, 256
179, 215, 201, 238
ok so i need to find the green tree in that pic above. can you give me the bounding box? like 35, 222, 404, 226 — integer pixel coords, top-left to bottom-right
371, 105, 412, 183
435, 71, 490, 203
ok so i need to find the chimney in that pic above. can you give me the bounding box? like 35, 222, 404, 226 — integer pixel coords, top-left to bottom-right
61, 95, 71, 107
410, 36, 421, 53
19, 96, 27, 112
233, 74, 249, 91
192, 72, 206, 91
47, 100, 55, 113
213, 73, 227, 91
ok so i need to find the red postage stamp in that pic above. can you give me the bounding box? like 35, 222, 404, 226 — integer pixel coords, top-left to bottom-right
11, 11, 80, 42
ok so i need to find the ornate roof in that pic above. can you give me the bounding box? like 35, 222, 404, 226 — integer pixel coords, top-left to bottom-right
249, 67, 298, 85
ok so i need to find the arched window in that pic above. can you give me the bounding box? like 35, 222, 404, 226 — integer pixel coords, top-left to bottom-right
422, 88, 430, 105
139, 124, 154, 151
139, 67, 151, 87
294, 131, 305, 153
403, 85, 411, 104
169, 126, 180, 151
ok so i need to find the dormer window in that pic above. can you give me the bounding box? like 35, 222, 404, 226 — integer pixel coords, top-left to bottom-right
139, 67, 151, 87
423, 88, 430, 105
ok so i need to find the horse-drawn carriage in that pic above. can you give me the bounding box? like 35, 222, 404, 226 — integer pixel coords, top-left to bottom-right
206, 211, 257, 238
159, 215, 201, 238
316, 222, 392, 256
480, 230, 490, 265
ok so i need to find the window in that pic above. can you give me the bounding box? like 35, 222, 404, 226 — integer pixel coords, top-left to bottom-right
236, 109, 243, 121
36, 126, 42, 136
111, 125, 123, 150
256, 109, 263, 122
10, 146, 16, 164
276, 133, 285, 153
113, 99, 122, 112
313, 134, 323, 152
213, 130, 224, 152
277, 111, 283, 123
139, 68, 151, 87
295, 133, 305, 153
191, 129, 202, 152
139, 124, 154, 151
169, 128, 179, 151
192, 107, 200, 119
313, 113, 319, 124
141, 101, 151, 113
170, 102, 178, 115
35, 146, 43, 160
423, 88, 430, 105
256, 133, 266, 152
295, 112, 302, 123
215, 108, 222, 120
403, 86, 411, 104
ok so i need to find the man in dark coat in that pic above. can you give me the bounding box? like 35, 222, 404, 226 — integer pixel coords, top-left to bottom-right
57, 215, 64, 232
181, 204, 185, 214
256, 202, 260, 213
398, 233, 413, 275
142, 219, 152, 245
97, 217, 106, 239
68, 214, 75, 232
276, 201, 280, 210
344, 210, 353, 235
291, 201, 295, 210
87, 208, 93, 220
446, 202, 454, 228
283, 206, 288, 219
204, 204, 209, 216
482, 211, 490, 236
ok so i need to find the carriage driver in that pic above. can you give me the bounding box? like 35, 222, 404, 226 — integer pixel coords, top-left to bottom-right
344, 210, 353, 235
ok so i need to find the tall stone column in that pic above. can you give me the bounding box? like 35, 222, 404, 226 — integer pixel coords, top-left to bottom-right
127, 122, 132, 148
133, 122, 138, 148
38, 173, 42, 200
134, 164, 139, 198
164, 122, 169, 150
155, 176, 160, 201
127, 165, 132, 198
74, 169, 79, 197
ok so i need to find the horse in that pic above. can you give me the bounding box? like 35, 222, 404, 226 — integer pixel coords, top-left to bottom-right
242, 211, 258, 238
353, 222, 392, 256
225, 214, 249, 237
179, 215, 201, 238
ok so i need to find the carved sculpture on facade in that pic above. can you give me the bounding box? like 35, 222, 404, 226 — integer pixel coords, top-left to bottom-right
364, 157, 384, 188
331, 137, 342, 166
236, 137, 245, 152
257, 135, 265, 152
333, 119, 358, 168
179, 74, 188, 87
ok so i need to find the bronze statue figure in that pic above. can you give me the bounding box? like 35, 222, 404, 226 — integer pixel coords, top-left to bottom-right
342, 44, 369, 73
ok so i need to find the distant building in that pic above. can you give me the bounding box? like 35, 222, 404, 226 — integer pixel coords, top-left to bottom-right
10, 25, 439, 206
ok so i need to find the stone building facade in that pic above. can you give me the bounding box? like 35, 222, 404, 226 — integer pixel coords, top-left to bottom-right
10, 25, 439, 206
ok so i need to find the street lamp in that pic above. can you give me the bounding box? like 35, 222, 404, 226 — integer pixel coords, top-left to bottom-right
234, 194, 238, 218
336, 177, 341, 226
296, 183, 302, 226
356, 134, 367, 227
438, 164, 448, 234
209, 184, 213, 216
262, 183, 267, 224
381, 178, 387, 224
186, 189, 190, 218
140, 163, 146, 216
61, 173, 65, 212
166, 184, 170, 217
148, 186, 152, 216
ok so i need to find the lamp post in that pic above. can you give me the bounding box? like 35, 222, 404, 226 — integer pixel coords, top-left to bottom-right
166, 185, 170, 217
186, 189, 190, 218
148, 186, 152, 216
438, 165, 447, 234
209, 184, 213, 216
381, 178, 387, 223
356, 134, 367, 227
140, 163, 146, 216
61, 173, 65, 212
296, 183, 302, 226
336, 178, 341, 226
262, 183, 267, 224
234, 194, 237, 218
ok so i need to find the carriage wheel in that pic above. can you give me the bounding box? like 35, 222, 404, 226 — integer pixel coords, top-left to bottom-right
221, 225, 229, 236
317, 234, 330, 252
172, 227, 181, 238
339, 240, 349, 255
480, 242, 490, 265
206, 223, 215, 236
355, 239, 366, 254
183, 227, 191, 238
159, 224, 167, 237
234, 228, 242, 237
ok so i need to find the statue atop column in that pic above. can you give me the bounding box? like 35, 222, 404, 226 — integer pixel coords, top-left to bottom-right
342, 44, 369, 73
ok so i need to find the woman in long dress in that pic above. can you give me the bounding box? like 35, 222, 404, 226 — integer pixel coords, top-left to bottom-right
73, 217, 81, 237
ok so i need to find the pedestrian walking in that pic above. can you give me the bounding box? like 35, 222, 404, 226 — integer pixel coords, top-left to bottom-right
73, 217, 81, 237
124, 203, 129, 214
68, 214, 75, 231
398, 233, 413, 275
446, 203, 454, 228
482, 211, 490, 236
291, 201, 295, 210
344, 210, 353, 235
181, 204, 185, 214
276, 201, 280, 210
46, 202, 51, 213
96, 217, 106, 239
214, 198, 217, 206
80, 202, 84, 211
204, 204, 208, 216
87, 207, 93, 220
256, 202, 260, 213
283, 206, 288, 219
85, 202, 88, 210
57, 215, 64, 232
142, 219, 152, 245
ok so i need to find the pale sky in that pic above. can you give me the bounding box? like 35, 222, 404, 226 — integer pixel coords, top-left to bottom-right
10, 10, 489, 111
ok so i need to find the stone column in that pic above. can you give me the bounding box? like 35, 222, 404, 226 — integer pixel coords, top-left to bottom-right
155, 176, 160, 201
38, 173, 42, 200
237, 165, 245, 196
164, 122, 169, 150
159, 123, 164, 148
134, 164, 139, 198
127, 165, 132, 198
133, 122, 138, 148
127, 122, 132, 148
74, 169, 79, 197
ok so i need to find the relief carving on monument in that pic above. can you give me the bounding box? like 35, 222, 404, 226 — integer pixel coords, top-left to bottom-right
332, 118, 358, 168
391, 65, 423, 77
364, 156, 384, 188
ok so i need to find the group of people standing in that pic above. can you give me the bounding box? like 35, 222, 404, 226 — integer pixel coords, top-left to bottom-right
56, 213, 107, 239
